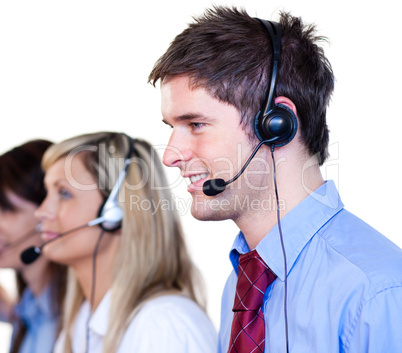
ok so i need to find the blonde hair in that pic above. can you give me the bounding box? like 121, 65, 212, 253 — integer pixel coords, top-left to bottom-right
42, 132, 205, 353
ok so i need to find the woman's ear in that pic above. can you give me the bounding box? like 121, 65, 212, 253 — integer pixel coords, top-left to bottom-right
275, 96, 298, 117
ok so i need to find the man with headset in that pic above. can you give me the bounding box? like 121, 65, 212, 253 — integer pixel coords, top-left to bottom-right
148, 6, 402, 353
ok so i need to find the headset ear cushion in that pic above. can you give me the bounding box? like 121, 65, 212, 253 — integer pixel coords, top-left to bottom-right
254, 103, 298, 147
97, 202, 123, 232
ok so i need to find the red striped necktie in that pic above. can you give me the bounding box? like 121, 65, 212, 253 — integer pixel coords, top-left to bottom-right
228, 250, 277, 353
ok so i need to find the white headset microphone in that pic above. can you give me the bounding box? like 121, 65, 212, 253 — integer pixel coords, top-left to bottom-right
20, 158, 130, 265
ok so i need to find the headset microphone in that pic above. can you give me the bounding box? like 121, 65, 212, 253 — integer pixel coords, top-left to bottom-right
203, 140, 267, 196
203, 20, 296, 199
19, 215, 118, 265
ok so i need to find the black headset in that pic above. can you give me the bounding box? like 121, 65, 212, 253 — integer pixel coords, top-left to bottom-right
96, 134, 135, 232
254, 19, 298, 147
254, 19, 293, 353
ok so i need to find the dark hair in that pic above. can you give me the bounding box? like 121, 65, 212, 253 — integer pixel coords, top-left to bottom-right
0, 139, 51, 210
0, 139, 67, 353
148, 6, 335, 164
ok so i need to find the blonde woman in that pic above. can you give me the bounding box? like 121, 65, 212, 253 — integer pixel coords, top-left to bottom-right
35, 132, 217, 353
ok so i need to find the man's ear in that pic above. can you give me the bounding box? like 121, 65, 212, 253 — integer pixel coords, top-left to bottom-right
275, 96, 298, 117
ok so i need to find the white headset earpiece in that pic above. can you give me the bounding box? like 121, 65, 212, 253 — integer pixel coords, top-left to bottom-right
97, 137, 134, 232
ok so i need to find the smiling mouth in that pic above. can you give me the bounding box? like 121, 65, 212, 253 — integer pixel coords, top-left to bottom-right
188, 173, 208, 184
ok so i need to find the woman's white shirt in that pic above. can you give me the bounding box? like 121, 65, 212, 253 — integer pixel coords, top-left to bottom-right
54, 291, 217, 353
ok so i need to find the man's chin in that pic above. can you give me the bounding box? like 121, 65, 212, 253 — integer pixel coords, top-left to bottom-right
189, 195, 230, 221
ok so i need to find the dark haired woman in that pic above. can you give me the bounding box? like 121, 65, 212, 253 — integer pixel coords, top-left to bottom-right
0, 139, 67, 353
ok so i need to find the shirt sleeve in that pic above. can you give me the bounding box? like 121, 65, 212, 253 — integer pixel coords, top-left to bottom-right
119, 296, 218, 353
345, 286, 402, 352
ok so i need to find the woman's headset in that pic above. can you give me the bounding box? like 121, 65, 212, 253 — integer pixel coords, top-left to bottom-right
96, 134, 136, 232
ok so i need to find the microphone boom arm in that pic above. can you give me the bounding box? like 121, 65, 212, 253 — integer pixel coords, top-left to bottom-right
203, 140, 269, 196
225, 140, 266, 185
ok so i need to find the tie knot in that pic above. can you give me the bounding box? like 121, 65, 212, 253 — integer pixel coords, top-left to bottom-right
233, 250, 276, 311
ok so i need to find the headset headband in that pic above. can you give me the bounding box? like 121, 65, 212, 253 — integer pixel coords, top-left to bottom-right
256, 19, 282, 117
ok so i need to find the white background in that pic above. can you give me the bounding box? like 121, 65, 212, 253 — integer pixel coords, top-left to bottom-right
0, 0, 401, 352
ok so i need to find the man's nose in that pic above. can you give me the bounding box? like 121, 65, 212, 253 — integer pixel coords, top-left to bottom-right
162, 130, 194, 169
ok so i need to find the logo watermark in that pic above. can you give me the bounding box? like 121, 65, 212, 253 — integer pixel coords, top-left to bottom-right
129, 193, 285, 216
61, 141, 341, 215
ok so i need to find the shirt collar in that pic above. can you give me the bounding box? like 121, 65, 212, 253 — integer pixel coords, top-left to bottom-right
229, 180, 344, 281
14, 286, 57, 327
88, 290, 111, 336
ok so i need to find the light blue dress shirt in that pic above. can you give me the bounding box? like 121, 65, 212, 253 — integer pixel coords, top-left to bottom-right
219, 180, 402, 353
11, 286, 59, 353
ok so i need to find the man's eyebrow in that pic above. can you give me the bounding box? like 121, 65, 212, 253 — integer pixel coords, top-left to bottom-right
162, 113, 206, 126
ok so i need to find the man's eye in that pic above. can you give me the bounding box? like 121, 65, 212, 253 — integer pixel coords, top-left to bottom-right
190, 122, 205, 130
